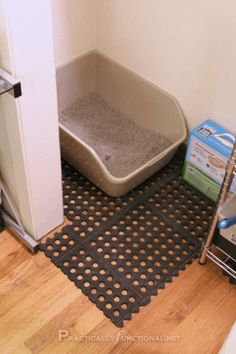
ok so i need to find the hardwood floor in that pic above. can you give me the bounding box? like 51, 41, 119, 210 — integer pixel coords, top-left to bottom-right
0, 228, 235, 354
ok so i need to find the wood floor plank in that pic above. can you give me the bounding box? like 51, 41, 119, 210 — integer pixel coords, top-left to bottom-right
72, 300, 106, 336
3, 343, 33, 354
0, 239, 25, 275
0, 267, 80, 352
41, 319, 132, 354
0, 261, 57, 318
37, 327, 81, 354
0, 257, 38, 297
123, 261, 236, 354
72, 319, 132, 354
124, 261, 217, 332
25, 295, 102, 353
0, 229, 235, 354
179, 290, 236, 354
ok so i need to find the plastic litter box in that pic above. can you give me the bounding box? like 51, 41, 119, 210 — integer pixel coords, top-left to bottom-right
57, 51, 187, 196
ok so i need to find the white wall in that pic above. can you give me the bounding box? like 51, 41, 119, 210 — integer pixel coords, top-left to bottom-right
0, 0, 63, 240
96, 0, 236, 133
51, 0, 96, 67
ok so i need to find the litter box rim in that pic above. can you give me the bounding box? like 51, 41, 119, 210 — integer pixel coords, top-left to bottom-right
59, 122, 186, 184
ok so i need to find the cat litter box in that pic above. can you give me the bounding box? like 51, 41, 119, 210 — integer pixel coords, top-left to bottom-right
57, 52, 187, 196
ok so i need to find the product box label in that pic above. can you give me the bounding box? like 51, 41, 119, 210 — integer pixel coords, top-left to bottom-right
183, 120, 236, 202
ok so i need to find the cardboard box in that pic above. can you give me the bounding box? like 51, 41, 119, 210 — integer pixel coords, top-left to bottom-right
182, 120, 236, 202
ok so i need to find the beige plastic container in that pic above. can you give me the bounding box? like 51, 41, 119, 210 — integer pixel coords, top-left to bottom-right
57, 51, 187, 197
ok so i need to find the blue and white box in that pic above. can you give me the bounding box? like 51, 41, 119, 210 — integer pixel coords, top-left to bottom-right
182, 120, 236, 202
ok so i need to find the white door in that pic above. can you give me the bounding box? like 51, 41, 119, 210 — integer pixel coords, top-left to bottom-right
0, 0, 64, 241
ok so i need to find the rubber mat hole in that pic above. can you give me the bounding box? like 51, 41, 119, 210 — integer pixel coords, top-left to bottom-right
114, 296, 120, 303
113, 310, 120, 317
105, 303, 113, 310
148, 280, 154, 286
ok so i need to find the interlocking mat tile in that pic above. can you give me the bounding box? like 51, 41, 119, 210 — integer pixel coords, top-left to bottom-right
40, 149, 214, 327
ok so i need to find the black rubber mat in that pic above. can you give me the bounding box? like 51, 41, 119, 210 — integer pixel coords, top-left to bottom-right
40, 148, 214, 327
